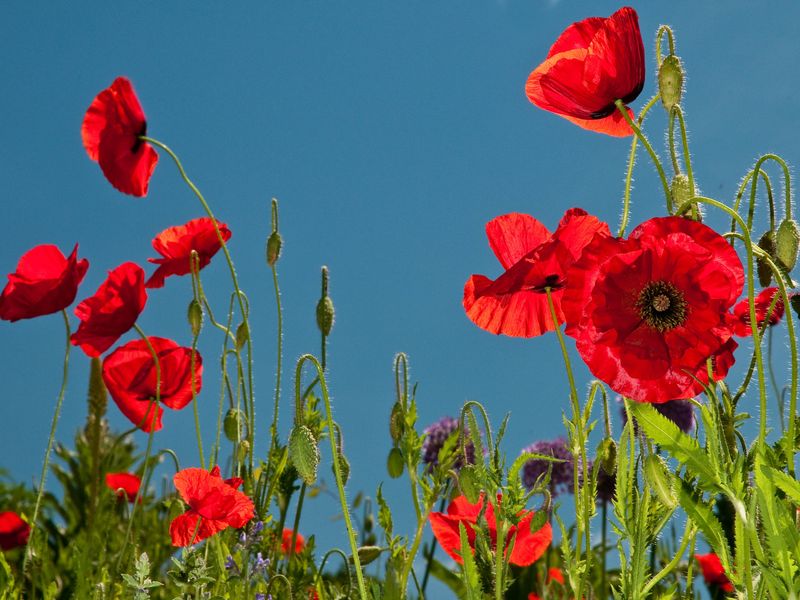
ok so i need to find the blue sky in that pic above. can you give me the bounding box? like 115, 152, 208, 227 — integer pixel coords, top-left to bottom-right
1, 1, 798, 593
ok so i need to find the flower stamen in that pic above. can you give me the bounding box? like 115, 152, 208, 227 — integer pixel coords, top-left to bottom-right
637, 280, 687, 332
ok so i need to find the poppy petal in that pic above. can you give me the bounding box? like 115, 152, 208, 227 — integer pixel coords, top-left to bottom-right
485, 213, 551, 270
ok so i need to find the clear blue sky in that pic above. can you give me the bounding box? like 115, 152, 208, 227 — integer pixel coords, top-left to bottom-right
1, 0, 798, 591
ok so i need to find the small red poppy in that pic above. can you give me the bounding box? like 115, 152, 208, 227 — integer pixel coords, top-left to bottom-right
0, 511, 30, 551
105, 472, 141, 503
145, 218, 232, 289
732, 287, 786, 337
563, 216, 744, 403
281, 528, 306, 555
0, 244, 89, 322
464, 209, 609, 337
169, 467, 254, 547
102, 337, 202, 433
525, 7, 645, 137
82, 77, 158, 197
695, 553, 734, 593
71, 262, 147, 357
428, 494, 552, 567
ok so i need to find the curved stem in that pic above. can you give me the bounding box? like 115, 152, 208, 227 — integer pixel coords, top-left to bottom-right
295, 354, 367, 599
619, 94, 658, 237
23, 310, 71, 574
269, 263, 283, 448
642, 521, 694, 596
655, 25, 676, 65
141, 135, 256, 479
615, 101, 672, 213
670, 106, 695, 194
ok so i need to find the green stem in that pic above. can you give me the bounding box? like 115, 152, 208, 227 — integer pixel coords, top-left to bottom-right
619, 95, 658, 237
288, 483, 306, 563
269, 264, 283, 448
655, 25, 676, 64
296, 354, 367, 599
641, 521, 694, 596
141, 135, 256, 479
420, 496, 447, 593
23, 310, 71, 574
494, 514, 507, 600
615, 100, 672, 213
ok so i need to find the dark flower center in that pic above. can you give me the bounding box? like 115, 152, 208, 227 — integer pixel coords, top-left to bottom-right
636, 280, 687, 332
131, 122, 148, 154
532, 273, 564, 293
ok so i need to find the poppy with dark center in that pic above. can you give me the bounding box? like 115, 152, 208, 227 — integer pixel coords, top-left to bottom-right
169, 467, 254, 547
145, 217, 232, 289
71, 262, 147, 357
280, 528, 306, 555
695, 553, 734, 593
0, 511, 30, 551
731, 286, 787, 337
102, 337, 202, 433
428, 494, 552, 567
563, 216, 744, 403
464, 209, 609, 337
105, 472, 142, 503
0, 244, 89, 322
82, 77, 158, 197
525, 7, 645, 137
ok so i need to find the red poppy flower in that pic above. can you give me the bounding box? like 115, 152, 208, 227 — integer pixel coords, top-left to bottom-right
428, 494, 552, 567
102, 337, 202, 432
525, 7, 645, 137
169, 467, 254, 547
71, 262, 147, 357
732, 287, 786, 337
563, 216, 744, 403
0, 244, 89, 322
209, 465, 244, 490
82, 77, 158, 197
0, 511, 30, 551
145, 218, 232, 289
105, 472, 141, 503
695, 553, 734, 593
281, 528, 306, 555
464, 209, 609, 338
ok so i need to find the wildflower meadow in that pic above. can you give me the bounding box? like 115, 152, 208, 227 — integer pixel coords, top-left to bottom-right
2, 3, 800, 599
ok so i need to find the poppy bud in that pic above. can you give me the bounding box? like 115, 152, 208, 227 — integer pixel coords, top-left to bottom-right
223, 408, 245, 442
334, 451, 351, 485
776, 218, 800, 271
188, 299, 203, 337
658, 54, 684, 112
644, 454, 676, 509
387, 447, 404, 479
353, 545, 383, 565
289, 425, 320, 486
389, 402, 404, 443
671, 174, 693, 214
457, 464, 482, 504
596, 438, 617, 476
266, 231, 282, 266
316, 267, 335, 336
757, 230, 778, 286
235, 322, 249, 350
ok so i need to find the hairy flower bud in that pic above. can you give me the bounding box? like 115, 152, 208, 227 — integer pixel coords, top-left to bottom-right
596, 438, 617, 476
187, 299, 203, 337
776, 218, 800, 271
671, 174, 693, 214
235, 322, 249, 350
387, 447, 404, 479
658, 54, 684, 111
316, 266, 335, 336
223, 408, 245, 442
457, 464, 481, 504
644, 454, 676, 509
334, 451, 351, 485
266, 231, 282, 266
289, 425, 320, 486
757, 230, 778, 286
354, 546, 383, 566
389, 402, 404, 443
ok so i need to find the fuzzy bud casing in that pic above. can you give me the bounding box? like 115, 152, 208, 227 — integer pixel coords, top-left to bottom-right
187, 299, 203, 337
658, 54, 684, 111
776, 218, 800, 271
289, 425, 320, 485
387, 447, 404, 479
266, 231, 282, 266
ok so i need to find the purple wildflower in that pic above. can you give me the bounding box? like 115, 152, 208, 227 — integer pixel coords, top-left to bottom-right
520, 438, 575, 496
253, 552, 269, 574
621, 398, 695, 434
225, 555, 239, 575
421, 416, 475, 469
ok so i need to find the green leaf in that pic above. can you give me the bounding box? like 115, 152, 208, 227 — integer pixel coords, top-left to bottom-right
376, 484, 393, 540
459, 522, 481, 600
678, 480, 729, 568
760, 464, 800, 505
429, 558, 467, 599
629, 402, 721, 489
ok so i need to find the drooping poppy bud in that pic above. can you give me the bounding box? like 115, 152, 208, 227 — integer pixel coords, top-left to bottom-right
188, 299, 203, 337
757, 230, 778, 286
776, 217, 800, 271
224, 408, 245, 442
235, 322, 249, 350
658, 55, 684, 112
289, 425, 320, 485
387, 447, 404, 479
389, 401, 404, 443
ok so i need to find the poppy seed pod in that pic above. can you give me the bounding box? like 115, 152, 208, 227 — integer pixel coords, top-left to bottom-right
658, 54, 684, 111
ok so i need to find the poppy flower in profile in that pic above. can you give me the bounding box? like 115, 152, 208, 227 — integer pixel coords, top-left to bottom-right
145, 218, 232, 289
563, 216, 744, 403
525, 7, 645, 137
102, 337, 202, 433
428, 494, 552, 567
464, 209, 609, 338
71, 262, 147, 357
169, 467, 254, 547
732, 287, 786, 337
696, 553, 734, 593
0, 244, 89, 322
82, 77, 158, 197
0, 511, 30, 551
105, 472, 141, 503
280, 528, 306, 555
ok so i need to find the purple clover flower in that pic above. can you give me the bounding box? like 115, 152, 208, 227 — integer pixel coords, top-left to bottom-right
421, 416, 475, 470
520, 438, 575, 496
